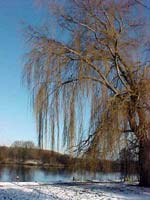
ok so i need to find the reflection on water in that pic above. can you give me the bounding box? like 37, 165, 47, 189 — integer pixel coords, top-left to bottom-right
0, 165, 122, 182
0, 165, 34, 182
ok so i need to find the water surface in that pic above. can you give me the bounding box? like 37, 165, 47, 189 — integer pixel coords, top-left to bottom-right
0, 165, 123, 182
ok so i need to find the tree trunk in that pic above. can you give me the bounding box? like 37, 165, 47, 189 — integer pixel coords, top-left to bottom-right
136, 79, 150, 187
139, 140, 150, 187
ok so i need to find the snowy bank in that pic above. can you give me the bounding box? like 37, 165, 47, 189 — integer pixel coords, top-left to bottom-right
0, 182, 150, 200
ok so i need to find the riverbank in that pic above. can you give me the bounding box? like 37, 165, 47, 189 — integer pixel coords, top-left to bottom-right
0, 161, 65, 168
0, 182, 150, 200
0, 146, 123, 172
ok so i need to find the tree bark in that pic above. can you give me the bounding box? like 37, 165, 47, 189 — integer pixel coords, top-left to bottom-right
137, 80, 150, 187
139, 140, 150, 187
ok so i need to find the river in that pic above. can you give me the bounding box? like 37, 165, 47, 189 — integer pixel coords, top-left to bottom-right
0, 165, 124, 182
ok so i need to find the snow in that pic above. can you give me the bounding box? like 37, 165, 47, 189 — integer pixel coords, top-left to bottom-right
0, 182, 150, 200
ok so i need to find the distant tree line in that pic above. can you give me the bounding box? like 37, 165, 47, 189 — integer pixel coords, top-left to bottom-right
0, 141, 71, 167
0, 140, 138, 175
0, 145, 120, 171
11, 140, 35, 149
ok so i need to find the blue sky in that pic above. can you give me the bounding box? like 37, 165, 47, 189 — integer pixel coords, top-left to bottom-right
0, 0, 46, 146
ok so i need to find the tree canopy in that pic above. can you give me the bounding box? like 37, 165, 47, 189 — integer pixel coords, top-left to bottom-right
23, 0, 150, 186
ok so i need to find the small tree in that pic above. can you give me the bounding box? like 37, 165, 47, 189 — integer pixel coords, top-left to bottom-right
24, 0, 150, 186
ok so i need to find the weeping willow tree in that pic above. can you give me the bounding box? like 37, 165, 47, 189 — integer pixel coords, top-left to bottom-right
23, 0, 150, 186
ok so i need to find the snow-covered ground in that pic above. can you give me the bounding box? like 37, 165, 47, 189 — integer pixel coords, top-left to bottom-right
0, 182, 150, 200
